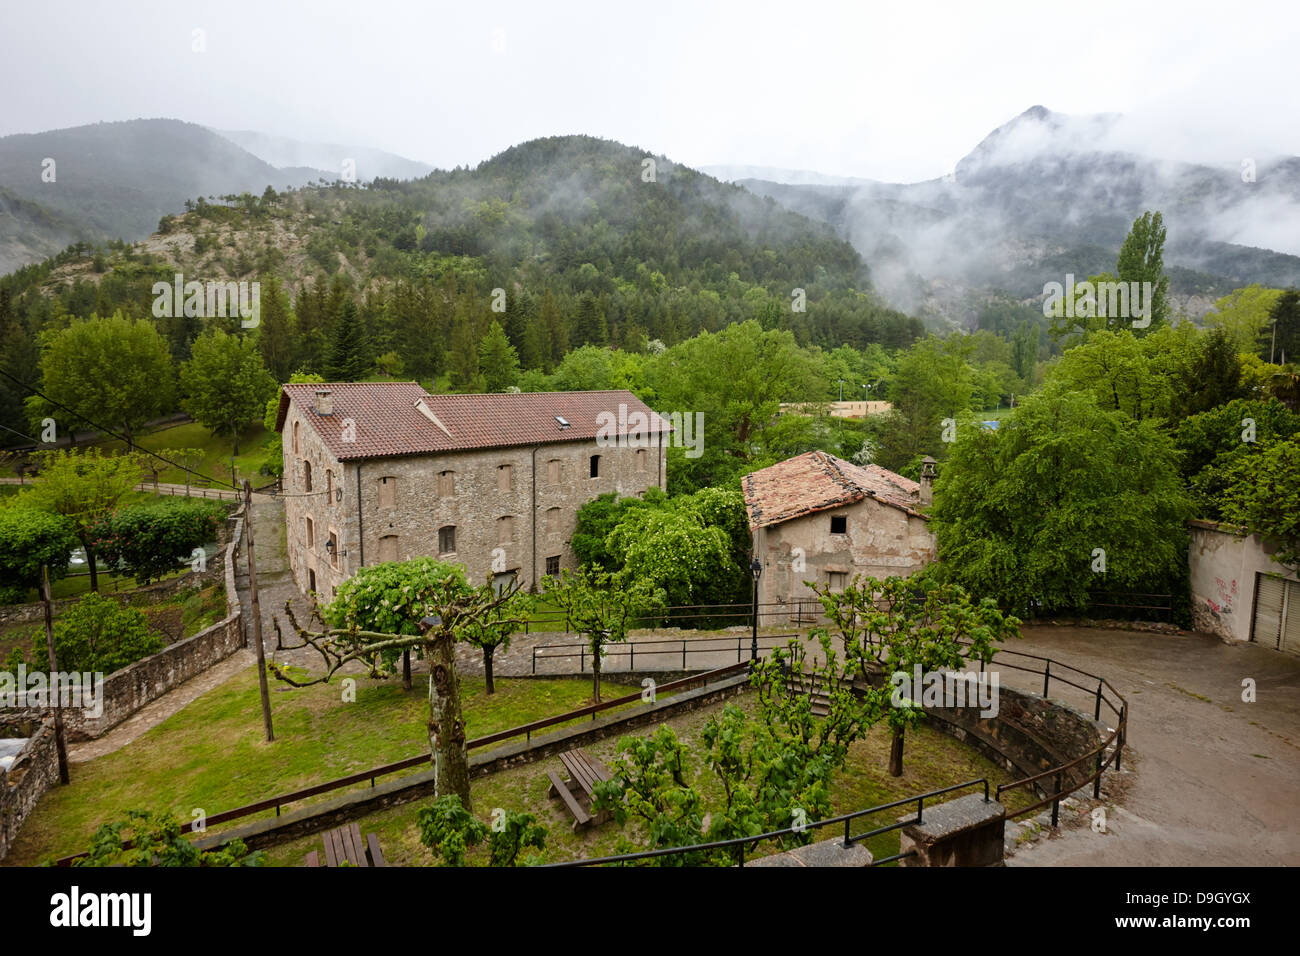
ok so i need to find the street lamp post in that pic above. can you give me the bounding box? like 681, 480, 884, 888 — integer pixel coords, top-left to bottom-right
750, 558, 762, 660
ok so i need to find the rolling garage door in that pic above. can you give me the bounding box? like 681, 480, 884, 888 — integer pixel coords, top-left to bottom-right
1283, 581, 1300, 656
1252, 574, 1300, 655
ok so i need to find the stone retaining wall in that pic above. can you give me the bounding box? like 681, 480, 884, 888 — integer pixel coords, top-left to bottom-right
3, 513, 246, 741
0, 717, 60, 862
922, 683, 1108, 796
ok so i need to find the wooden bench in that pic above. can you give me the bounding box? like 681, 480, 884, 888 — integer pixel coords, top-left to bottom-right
546, 748, 613, 831
304, 822, 386, 867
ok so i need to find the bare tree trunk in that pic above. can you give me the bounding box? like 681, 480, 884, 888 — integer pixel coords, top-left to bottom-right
483, 644, 495, 695
81, 536, 99, 593
402, 648, 411, 691
889, 724, 905, 777
591, 638, 602, 704
428, 631, 472, 811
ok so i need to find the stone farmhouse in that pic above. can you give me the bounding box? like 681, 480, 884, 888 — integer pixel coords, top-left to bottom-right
742, 450, 937, 610
274, 383, 670, 602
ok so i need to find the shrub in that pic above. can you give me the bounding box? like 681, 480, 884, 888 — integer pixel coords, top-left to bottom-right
92, 499, 227, 585
0, 506, 79, 603
14, 592, 165, 674
74, 809, 265, 867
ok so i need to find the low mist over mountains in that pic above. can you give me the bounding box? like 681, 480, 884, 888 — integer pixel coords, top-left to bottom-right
737, 106, 1300, 327
213, 129, 435, 184
2, 107, 1298, 331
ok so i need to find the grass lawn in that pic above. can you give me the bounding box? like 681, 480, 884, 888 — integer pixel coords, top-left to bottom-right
1, 671, 651, 866
0, 420, 272, 486
264, 692, 1035, 867
84, 420, 272, 488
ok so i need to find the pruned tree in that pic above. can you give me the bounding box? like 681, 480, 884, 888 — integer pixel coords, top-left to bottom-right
75, 809, 265, 867
271, 557, 527, 811
593, 634, 883, 865
26, 448, 142, 591
541, 566, 662, 703
812, 575, 1018, 776
460, 572, 532, 694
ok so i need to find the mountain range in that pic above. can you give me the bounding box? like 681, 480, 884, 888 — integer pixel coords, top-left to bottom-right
2, 108, 1298, 328
734, 106, 1300, 325
0, 120, 431, 274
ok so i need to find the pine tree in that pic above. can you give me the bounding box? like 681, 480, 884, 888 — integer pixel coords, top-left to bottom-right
256, 274, 298, 383
539, 290, 568, 371
448, 296, 483, 391
325, 301, 368, 380
479, 321, 521, 391
573, 292, 608, 347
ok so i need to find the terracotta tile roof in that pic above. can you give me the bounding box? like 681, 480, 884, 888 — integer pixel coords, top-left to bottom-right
742, 450, 925, 530
274, 383, 672, 461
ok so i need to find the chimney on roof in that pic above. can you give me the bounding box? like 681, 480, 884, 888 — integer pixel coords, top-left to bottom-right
313, 389, 334, 416
919, 456, 937, 507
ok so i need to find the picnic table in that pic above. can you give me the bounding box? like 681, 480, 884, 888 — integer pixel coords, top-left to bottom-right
546, 748, 614, 831
305, 822, 386, 867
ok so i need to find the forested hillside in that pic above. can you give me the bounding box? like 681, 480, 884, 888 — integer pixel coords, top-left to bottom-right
0, 134, 921, 442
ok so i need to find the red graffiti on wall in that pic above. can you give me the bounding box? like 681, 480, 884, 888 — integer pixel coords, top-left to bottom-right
1210, 577, 1238, 616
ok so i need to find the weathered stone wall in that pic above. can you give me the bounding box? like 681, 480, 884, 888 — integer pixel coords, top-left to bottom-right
0, 717, 60, 862
281, 400, 667, 601
3, 514, 246, 741
754, 495, 936, 609
898, 792, 1006, 867
1188, 519, 1298, 645
922, 682, 1107, 796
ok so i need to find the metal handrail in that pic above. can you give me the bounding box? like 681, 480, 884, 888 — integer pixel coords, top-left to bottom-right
544, 779, 990, 867
530, 634, 796, 673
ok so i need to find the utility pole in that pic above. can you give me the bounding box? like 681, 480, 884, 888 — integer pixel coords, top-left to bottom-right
243, 480, 274, 741
40, 566, 69, 784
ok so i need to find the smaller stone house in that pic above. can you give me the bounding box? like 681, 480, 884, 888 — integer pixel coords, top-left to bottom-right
742, 451, 937, 609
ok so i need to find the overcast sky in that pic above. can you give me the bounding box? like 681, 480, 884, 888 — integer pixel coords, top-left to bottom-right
2, 0, 1296, 182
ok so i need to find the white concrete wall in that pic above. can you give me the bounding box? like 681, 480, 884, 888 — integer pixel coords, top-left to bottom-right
1188, 520, 1299, 644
